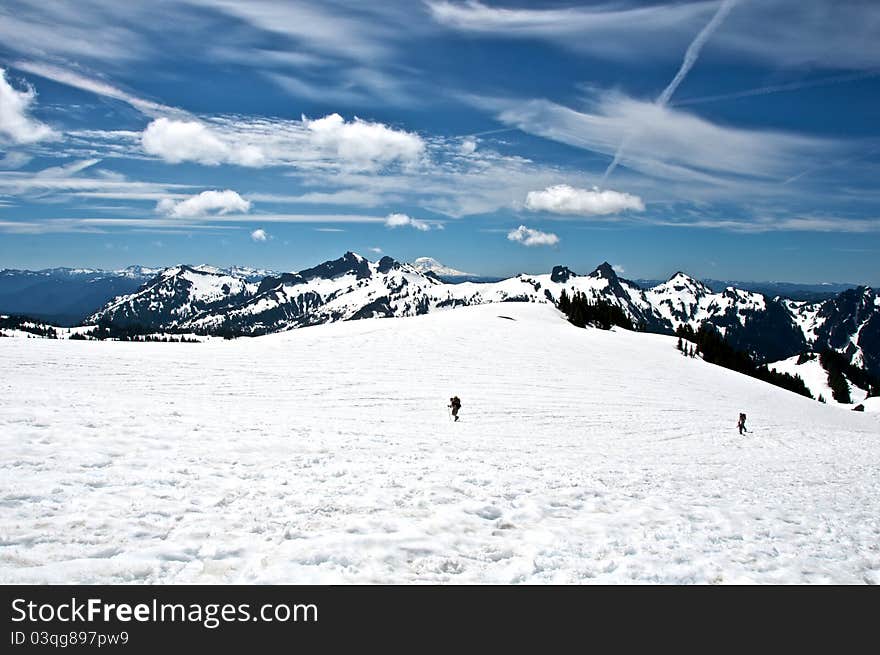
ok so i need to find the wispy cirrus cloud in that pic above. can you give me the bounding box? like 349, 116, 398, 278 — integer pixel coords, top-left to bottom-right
486, 90, 842, 183
0, 212, 391, 234
13, 61, 180, 118
427, 0, 716, 60
0, 163, 191, 199
429, 1, 880, 71
195, 0, 399, 62
0, 152, 33, 169
657, 215, 880, 233
604, 0, 738, 180
0, 1, 150, 63
247, 190, 395, 208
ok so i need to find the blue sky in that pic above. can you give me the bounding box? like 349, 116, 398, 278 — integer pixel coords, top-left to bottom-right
0, 0, 878, 284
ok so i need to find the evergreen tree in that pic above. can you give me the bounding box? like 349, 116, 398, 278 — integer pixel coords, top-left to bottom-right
819, 349, 853, 404
558, 289, 571, 315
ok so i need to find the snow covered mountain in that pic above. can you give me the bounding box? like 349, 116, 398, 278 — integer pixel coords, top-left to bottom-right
90, 265, 257, 331
79, 251, 880, 377
410, 256, 474, 278
784, 287, 880, 376
88, 253, 669, 336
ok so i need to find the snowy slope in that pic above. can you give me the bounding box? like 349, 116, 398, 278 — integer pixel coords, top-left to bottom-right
2, 303, 878, 584
768, 354, 870, 406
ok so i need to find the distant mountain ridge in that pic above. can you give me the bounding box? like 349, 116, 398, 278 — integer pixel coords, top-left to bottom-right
3, 254, 877, 377
635, 278, 858, 302
0, 265, 277, 325
75, 252, 879, 378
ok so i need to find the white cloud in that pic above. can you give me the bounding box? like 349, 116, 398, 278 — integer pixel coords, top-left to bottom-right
250, 228, 268, 242
369, 247, 383, 253
506, 225, 559, 247
140, 114, 422, 171
303, 113, 424, 170
157, 189, 252, 218
613, 264, 625, 274
525, 185, 645, 216
142, 118, 265, 167
384, 212, 433, 231
459, 137, 477, 155
0, 67, 56, 144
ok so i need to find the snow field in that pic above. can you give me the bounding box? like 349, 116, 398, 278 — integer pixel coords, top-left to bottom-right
1, 303, 878, 583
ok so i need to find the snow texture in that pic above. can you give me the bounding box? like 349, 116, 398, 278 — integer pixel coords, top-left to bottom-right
2, 303, 879, 584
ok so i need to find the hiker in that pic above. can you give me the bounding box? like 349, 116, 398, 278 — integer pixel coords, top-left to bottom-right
449, 396, 462, 422
737, 412, 747, 435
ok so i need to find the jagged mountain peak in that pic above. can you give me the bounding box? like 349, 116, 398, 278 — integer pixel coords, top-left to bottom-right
297, 251, 373, 281
590, 262, 617, 280
377, 255, 403, 273
657, 271, 713, 295
550, 265, 576, 283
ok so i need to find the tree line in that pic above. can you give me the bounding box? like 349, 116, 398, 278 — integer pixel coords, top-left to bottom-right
558, 290, 633, 331
0, 315, 59, 338
818, 349, 879, 403
674, 322, 813, 399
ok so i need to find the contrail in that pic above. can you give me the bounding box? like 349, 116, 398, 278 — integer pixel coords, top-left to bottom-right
673, 70, 880, 107
602, 0, 738, 182
465, 126, 520, 138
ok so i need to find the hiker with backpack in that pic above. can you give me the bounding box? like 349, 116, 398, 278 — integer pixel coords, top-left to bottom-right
737, 412, 747, 435
449, 396, 462, 422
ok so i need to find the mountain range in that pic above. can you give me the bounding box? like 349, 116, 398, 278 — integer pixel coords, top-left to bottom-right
2, 253, 877, 378
0, 265, 275, 325
54, 252, 875, 378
